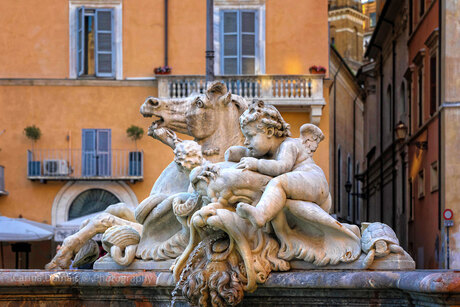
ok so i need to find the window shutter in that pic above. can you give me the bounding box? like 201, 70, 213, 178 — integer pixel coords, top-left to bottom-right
96, 129, 111, 176
241, 11, 256, 75
95, 9, 114, 77
77, 7, 85, 77
222, 11, 238, 75
82, 129, 96, 176
221, 10, 257, 75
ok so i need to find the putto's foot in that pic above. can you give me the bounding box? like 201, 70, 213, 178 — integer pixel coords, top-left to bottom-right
236, 202, 265, 228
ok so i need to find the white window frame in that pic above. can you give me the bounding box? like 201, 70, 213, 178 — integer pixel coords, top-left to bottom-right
69, 0, 123, 80
214, 2, 265, 75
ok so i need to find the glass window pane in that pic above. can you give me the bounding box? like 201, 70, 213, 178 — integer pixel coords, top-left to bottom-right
242, 34, 255, 56
224, 12, 237, 33
224, 58, 238, 75
224, 35, 237, 56
68, 189, 120, 220
241, 12, 255, 33
242, 58, 255, 75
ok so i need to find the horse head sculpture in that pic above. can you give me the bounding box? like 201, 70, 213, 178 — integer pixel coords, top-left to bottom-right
141, 81, 248, 161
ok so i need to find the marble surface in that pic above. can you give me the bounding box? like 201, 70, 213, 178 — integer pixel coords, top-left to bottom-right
0, 270, 458, 306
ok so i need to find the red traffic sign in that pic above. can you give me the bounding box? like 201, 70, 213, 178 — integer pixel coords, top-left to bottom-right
443, 209, 453, 220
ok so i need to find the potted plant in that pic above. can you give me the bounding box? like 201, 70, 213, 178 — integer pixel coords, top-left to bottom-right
309, 65, 327, 74
24, 125, 41, 176
126, 125, 144, 176
154, 65, 172, 75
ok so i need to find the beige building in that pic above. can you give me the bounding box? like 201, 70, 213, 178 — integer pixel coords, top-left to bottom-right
329, 0, 368, 72
329, 46, 365, 224
362, 0, 377, 52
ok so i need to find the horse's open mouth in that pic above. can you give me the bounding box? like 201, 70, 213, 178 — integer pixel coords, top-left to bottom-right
147, 116, 165, 136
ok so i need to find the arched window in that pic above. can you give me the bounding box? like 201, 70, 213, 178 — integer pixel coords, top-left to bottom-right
330, 26, 336, 46
347, 154, 352, 220
356, 162, 361, 224
337, 146, 342, 214
354, 27, 359, 60
387, 84, 393, 132
68, 188, 120, 220
400, 81, 406, 119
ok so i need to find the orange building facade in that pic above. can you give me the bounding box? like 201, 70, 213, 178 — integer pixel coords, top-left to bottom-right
0, 0, 330, 268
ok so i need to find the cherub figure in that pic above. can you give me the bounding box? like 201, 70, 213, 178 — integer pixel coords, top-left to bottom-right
226, 100, 331, 228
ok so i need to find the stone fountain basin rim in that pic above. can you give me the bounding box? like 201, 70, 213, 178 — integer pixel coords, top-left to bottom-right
0, 269, 458, 294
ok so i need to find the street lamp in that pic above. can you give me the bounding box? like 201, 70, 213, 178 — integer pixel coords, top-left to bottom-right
344, 180, 367, 199
345, 180, 352, 194
395, 121, 408, 142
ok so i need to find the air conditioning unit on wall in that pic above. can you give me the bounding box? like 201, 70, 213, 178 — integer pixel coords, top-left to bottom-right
44, 159, 70, 176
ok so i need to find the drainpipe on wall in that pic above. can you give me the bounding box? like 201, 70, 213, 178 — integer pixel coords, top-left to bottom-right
392, 37, 397, 229
437, 0, 444, 269
332, 59, 343, 215
206, 0, 215, 82
380, 53, 384, 223
164, 0, 168, 67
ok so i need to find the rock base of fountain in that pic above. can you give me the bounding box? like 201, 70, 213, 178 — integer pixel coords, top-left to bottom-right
93, 251, 415, 272
0, 270, 458, 306
291, 251, 415, 270
94, 255, 174, 271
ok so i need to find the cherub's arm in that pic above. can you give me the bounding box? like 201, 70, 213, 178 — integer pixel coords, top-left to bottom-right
254, 141, 298, 177
225, 145, 251, 162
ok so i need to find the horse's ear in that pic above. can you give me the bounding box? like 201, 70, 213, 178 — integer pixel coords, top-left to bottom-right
218, 92, 232, 105
206, 81, 228, 97
230, 95, 248, 113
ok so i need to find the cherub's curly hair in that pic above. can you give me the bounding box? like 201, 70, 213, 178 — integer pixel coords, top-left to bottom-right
239, 100, 291, 137
174, 140, 203, 171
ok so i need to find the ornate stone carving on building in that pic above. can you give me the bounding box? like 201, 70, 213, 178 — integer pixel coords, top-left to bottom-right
46, 82, 414, 306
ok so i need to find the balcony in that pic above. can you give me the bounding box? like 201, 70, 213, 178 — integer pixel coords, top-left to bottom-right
27, 149, 143, 182
156, 74, 326, 125
0, 165, 7, 196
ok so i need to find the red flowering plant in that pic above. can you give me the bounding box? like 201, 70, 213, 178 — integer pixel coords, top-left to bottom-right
154, 65, 172, 74
308, 65, 327, 74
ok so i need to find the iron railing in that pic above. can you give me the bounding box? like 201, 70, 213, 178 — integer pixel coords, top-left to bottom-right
27, 149, 143, 181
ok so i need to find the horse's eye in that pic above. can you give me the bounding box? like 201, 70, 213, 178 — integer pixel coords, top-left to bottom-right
195, 98, 204, 108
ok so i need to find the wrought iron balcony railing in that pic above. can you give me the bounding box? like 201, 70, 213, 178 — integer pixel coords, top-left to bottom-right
156, 74, 326, 125
27, 149, 143, 182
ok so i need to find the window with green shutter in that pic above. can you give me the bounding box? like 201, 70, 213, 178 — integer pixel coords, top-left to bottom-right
221, 10, 257, 75
77, 7, 115, 78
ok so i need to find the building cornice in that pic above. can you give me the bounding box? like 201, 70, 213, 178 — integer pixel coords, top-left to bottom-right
329, 7, 368, 22
0, 78, 156, 87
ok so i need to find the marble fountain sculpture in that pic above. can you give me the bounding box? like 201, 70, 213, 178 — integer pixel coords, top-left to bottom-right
46, 82, 415, 306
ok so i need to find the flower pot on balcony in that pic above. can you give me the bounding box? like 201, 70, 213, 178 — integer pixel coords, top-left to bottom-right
128, 151, 142, 176
28, 161, 41, 176
154, 66, 172, 75
309, 65, 326, 74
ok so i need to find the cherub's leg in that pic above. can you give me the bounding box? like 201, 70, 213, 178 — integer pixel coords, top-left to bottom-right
236, 176, 287, 228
